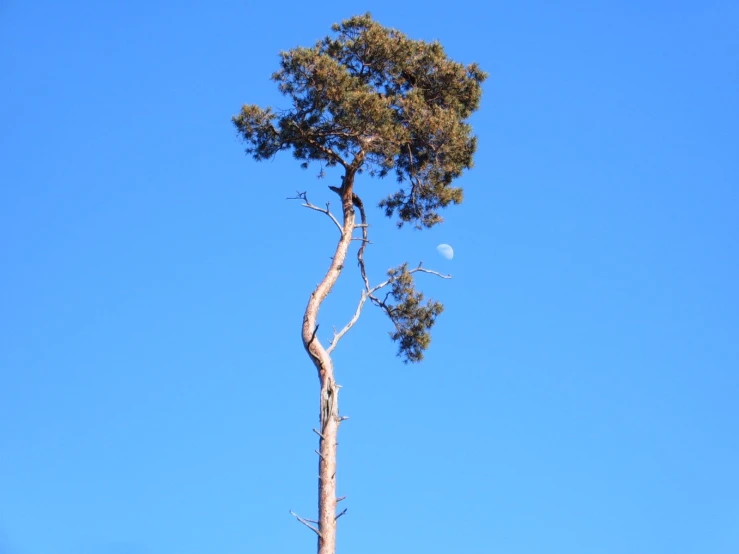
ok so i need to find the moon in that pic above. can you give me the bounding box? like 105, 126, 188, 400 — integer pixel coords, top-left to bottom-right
436, 244, 454, 260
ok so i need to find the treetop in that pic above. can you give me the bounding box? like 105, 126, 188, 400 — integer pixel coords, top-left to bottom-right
233, 12, 487, 228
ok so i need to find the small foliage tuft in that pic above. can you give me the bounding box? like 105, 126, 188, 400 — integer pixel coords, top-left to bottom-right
382, 264, 444, 363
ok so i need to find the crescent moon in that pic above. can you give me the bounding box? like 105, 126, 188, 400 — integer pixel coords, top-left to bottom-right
436, 244, 454, 260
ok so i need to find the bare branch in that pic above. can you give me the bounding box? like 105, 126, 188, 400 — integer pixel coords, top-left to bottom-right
327, 291, 368, 354
368, 264, 451, 298
288, 191, 343, 234
408, 266, 452, 280
313, 428, 326, 440
335, 508, 348, 521
337, 496, 347, 503
304, 136, 349, 170
290, 510, 322, 537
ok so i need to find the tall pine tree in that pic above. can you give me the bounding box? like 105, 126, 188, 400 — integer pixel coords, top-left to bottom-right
233, 14, 486, 554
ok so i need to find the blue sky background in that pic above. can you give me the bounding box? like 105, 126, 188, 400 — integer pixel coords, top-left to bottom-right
1, 1, 738, 553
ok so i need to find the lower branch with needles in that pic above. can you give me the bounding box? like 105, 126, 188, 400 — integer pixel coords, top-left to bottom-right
328, 260, 450, 355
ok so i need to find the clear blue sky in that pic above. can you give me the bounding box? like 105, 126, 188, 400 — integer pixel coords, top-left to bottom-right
1, 1, 738, 553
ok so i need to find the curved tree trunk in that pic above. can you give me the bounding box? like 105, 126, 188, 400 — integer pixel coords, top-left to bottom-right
301, 171, 356, 554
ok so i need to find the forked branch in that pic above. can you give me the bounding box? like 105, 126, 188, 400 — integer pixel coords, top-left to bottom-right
371, 263, 452, 291
290, 510, 322, 537
288, 191, 342, 234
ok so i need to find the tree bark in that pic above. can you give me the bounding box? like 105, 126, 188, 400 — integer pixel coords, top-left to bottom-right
301, 171, 356, 554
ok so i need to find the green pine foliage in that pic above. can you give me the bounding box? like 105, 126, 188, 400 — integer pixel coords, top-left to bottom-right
381, 264, 444, 363
233, 12, 486, 229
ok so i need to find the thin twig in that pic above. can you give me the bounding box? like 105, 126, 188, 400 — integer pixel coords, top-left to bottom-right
368, 264, 452, 298
304, 137, 349, 170
335, 508, 348, 521
287, 191, 343, 234
408, 266, 452, 280
289, 511, 322, 537
313, 428, 326, 440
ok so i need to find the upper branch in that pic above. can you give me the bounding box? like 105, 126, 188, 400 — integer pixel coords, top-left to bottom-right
368, 263, 451, 296
288, 191, 343, 234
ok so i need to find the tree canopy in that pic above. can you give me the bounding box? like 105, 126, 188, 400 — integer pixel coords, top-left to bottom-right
233, 12, 487, 229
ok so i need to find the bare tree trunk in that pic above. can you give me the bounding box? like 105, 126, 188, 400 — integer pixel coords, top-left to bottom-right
317, 376, 340, 554
300, 172, 356, 554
